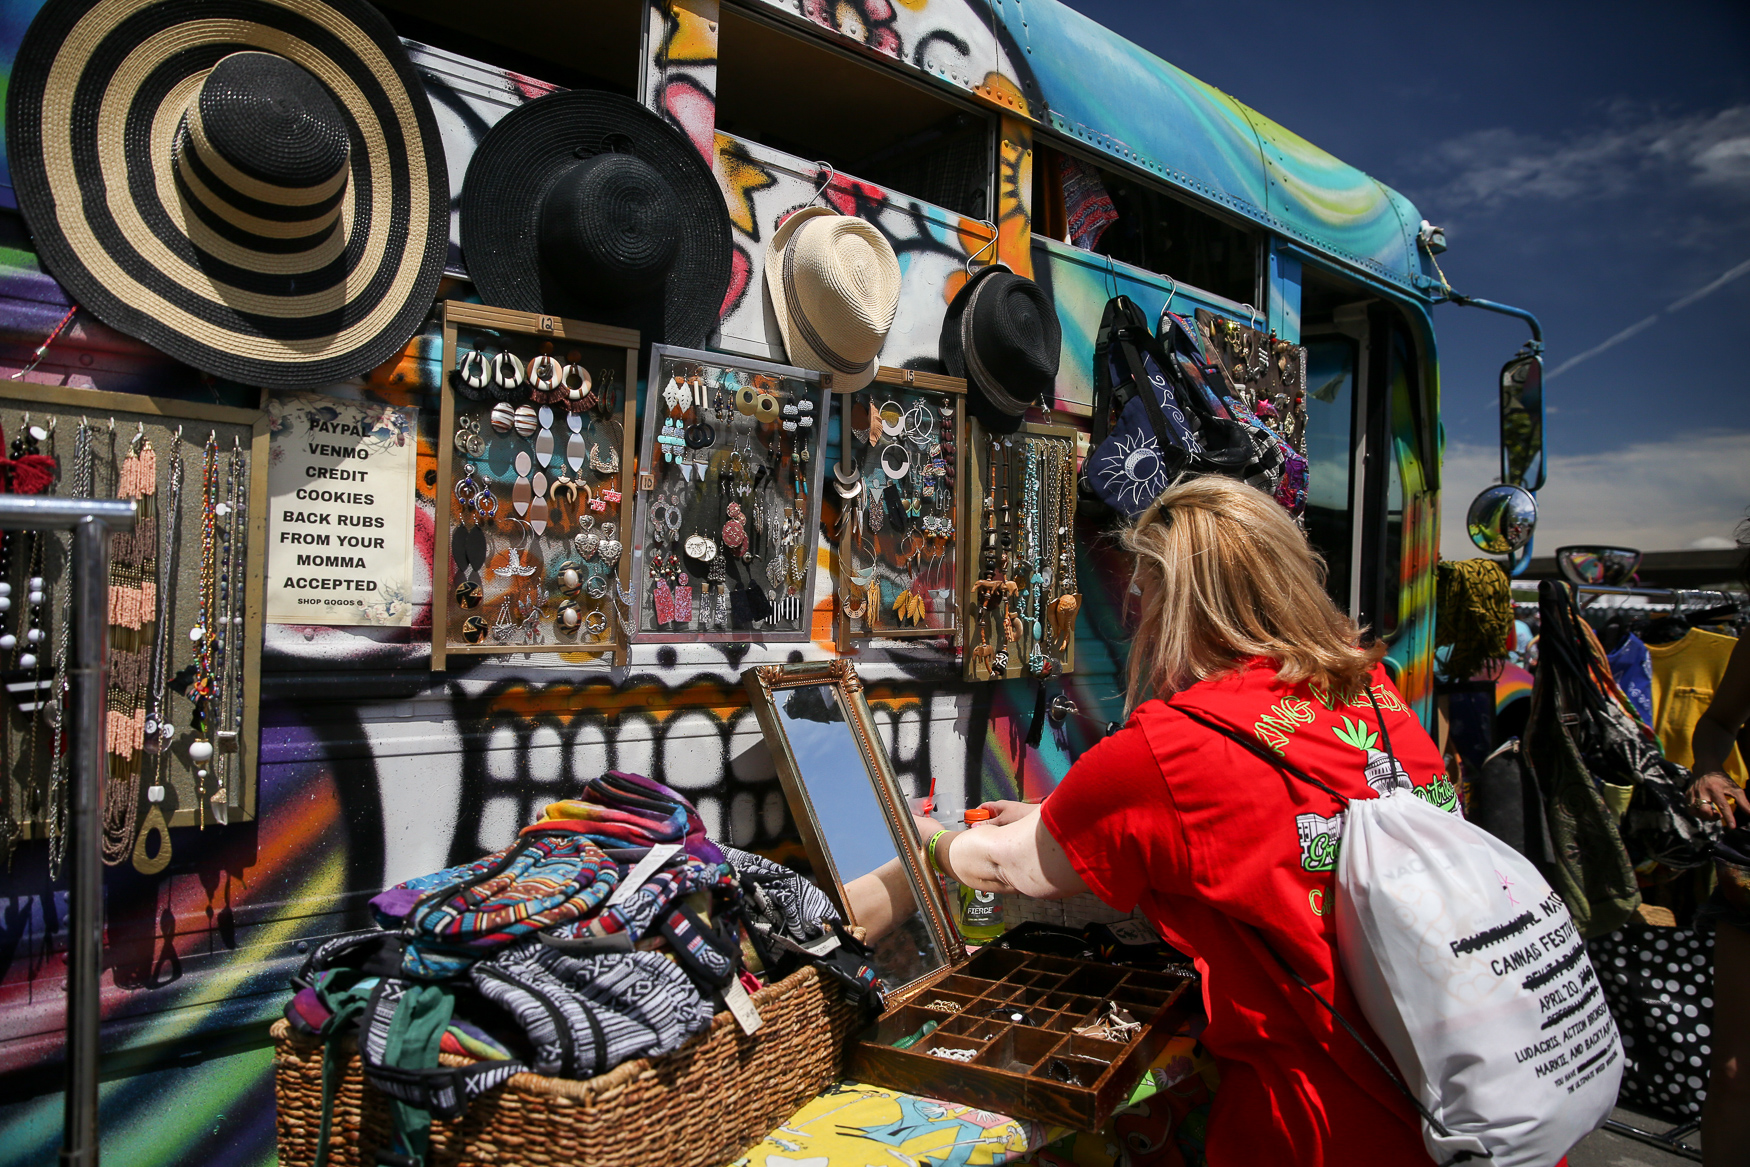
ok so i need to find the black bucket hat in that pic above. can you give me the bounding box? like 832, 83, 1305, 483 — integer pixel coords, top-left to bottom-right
942, 264, 1062, 433
460, 91, 731, 350
5, 0, 451, 388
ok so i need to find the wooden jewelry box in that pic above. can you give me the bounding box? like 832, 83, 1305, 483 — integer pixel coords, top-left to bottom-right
744, 660, 1193, 1131
850, 946, 1192, 1130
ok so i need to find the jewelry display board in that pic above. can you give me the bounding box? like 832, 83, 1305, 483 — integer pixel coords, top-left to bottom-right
631, 346, 831, 642
433, 303, 640, 671
1192, 308, 1308, 455
833, 368, 967, 650
963, 420, 1081, 681
0, 383, 267, 877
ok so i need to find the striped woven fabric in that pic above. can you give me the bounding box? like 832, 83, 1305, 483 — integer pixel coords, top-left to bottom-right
396, 828, 618, 979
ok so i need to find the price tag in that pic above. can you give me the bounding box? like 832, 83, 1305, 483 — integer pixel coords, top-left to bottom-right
719, 976, 763, 1035
607, 843, 682, 906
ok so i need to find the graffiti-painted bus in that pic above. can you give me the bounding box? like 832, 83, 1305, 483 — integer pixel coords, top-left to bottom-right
0, 1, 1537, 1161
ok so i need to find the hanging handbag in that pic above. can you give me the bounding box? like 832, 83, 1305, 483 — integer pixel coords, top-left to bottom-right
1081, 297, 1253, 519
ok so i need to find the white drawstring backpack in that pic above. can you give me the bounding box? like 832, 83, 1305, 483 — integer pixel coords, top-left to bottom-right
1181, 697, 1622, 1167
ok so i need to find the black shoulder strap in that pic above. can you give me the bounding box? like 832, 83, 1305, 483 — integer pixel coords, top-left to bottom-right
1091, 297, 1124, 445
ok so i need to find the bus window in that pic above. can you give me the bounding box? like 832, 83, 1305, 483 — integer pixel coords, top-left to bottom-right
716, 10, 991, 219
1302, 338, 1357, 608
380, 0, 639, 93
1029, 145, 1259, 305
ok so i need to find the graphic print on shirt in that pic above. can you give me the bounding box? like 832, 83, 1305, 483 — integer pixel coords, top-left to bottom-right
1333, 717, 1414, 796
1297, 810, 1346, 872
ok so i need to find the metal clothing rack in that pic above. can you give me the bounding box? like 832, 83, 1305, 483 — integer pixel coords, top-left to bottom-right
1600, 1115, 1703, 1162
0, 496, 137, 1167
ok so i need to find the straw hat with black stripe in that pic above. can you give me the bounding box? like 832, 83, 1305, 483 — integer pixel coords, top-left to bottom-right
5, 0, 449, 388
766, 206, 900, 392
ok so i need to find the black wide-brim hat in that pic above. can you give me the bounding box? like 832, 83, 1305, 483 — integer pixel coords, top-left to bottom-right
942, 263, 1062, 434
5, 0, 450, 388
459, 91, 731, 351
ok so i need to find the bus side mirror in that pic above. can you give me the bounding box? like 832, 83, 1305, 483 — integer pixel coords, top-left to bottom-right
1467, 484, 1537, 556
1500, 350, 1545, 492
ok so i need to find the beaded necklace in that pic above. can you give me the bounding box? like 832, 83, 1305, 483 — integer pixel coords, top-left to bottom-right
134, 431, 183, 873
101, 430, 156, 864
189, 431, 219, 828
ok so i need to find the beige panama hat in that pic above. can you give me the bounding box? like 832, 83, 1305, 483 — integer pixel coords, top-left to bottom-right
764, 207, 900, 392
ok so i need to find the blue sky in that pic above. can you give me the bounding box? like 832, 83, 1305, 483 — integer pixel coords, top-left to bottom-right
1066, 0, 1750, 554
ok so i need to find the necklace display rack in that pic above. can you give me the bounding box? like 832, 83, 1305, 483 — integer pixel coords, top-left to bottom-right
629, 345, 831, 643
0, 383, 266, 876
962, 418, 1082, 683
832, 367, 968, 652
432, 303, 641, 671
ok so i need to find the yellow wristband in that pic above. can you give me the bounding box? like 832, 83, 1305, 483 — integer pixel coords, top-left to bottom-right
926, 828, 950, 875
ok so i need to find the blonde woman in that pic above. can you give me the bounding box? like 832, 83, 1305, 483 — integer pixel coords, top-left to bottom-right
912, 476, 1460, 1167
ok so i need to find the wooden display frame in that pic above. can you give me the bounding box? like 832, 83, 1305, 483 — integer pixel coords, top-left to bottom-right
833, 367, 968, 652
0, 382, 268, 830
629, 345, 831, 643
432, 303, 640, 671
962, 418, 1081, 681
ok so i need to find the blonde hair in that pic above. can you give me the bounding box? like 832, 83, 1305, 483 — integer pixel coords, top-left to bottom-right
1120, 475, 1382, 715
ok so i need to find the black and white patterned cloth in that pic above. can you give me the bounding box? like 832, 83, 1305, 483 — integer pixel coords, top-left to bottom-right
1588, 927, 1715, 1121
724, 845, 839, 942
471, 942, 713, 1080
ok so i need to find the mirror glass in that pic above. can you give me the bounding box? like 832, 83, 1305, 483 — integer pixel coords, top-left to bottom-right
1555, 546, 1641, 588
1500, 352, 1546, 492
773, 684, 948, 990
1467, 484, 1538, 555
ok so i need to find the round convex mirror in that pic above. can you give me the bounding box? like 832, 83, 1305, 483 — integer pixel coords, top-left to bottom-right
1467, 484, 1537, 555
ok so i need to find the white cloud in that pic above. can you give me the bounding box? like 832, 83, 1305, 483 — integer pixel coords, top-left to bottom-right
1407, 104, 1750, 215
1689, 536, 1737, 550
1439, 430, 1750, 560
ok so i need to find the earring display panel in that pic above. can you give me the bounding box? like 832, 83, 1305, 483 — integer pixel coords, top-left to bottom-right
835, 369, 967, 647
963, 420, 1081, 681
851, 947, 1192, 1129
433, 303, 640, 670
0, 383, 267, 877
631, 346, 830, 643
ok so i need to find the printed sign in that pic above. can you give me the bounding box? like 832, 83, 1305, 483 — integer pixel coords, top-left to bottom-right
265, 392, 417, 626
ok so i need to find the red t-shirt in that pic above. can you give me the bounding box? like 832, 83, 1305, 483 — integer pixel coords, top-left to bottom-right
1042, 660, 1456, 1167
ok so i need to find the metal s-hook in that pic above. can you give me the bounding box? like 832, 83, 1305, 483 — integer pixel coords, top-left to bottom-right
809, 162, 836, 207
965, 219, 998, 274
1242, 303, 1260, 333
1159, 275, 1179, 328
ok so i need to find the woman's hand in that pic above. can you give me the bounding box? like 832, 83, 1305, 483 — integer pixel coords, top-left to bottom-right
1689, 770, 1750, 831
973, 800, 1041, 826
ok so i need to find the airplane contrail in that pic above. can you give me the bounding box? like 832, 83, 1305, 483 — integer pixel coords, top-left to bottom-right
1546, 255, 1750, 379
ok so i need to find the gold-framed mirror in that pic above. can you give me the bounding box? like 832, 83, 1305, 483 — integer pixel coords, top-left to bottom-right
743, 660, 964, 993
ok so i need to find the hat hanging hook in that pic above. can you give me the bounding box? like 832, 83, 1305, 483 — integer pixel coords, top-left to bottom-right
965, 219, 998, 275
1243, 303, 1259, 333
1103, 254, 1119, 299
808, 162, 836, 207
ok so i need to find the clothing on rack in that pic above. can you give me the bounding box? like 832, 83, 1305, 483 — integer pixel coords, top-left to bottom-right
1606, 632, 1655, 726
1434, 558, 1512, 682
1647, 627, 1746, 785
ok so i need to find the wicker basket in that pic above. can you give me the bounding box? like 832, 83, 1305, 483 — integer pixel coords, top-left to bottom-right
273, 963, 860, 1167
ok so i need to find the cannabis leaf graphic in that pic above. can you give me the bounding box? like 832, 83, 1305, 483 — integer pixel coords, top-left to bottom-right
1332, 717, 1379, 752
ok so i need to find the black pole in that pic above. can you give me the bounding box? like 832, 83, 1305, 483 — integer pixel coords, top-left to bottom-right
0, 497, 136, 1167
62, 514, 110, 1167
